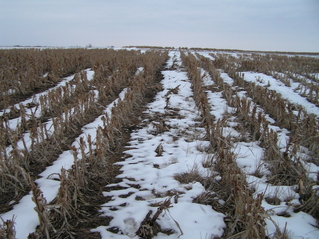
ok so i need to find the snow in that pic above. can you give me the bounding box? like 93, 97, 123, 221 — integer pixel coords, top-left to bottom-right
202, 66, 319, 238
154, 202, 225, 239
195, 51, 215, 61
242, 72, 319, 117
0, 193, 39, 238
219, 71, 234, 85
1, 49, 319, 238
233, 141, 265, 174
265, 212, 319, 239
92, 51, 226, 238
0, 74, 131, 238
2, 69, 97, 164
0, 69, 96, 170
0, 68, 94, 118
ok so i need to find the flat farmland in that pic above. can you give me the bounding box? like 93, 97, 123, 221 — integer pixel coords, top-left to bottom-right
1, 47, 319, 238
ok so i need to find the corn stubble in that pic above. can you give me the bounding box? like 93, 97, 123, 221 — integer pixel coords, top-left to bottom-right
182, 53, 267, 238
1, 47, 318, 238
0, 48, 168, 237
196, 51, 318, 237
30, 50, 167, 238
0, 49, 146, 203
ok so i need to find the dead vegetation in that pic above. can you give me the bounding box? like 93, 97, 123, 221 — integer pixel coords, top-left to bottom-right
197, 51, 318, 237
182, 50, 319, 237
28, 50, 168, 238
182, 52, 268, 238
0, 216, 16, 239
1, 47, 319, 238
0, 48, 168, 238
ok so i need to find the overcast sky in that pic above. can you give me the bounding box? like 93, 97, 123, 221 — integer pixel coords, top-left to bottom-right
0, 0, 318, 52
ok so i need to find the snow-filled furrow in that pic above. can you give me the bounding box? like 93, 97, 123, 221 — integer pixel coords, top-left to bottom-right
0, 69, 94, 118
287, 72, 319, 85
194, 51, 215, 61
1, 69, 94, 130
241, 72, 319, 117
261, 71, 319, 107
3, 89, 99, 165
36, 87, 128, 201
219, 70, 319, 179
92, 51, 226, 239
0, 80, 132, 239
204, 69, 319, 238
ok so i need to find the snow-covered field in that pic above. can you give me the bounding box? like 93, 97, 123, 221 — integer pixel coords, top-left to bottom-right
1, 47, 319, 238
92, 51, 226, 238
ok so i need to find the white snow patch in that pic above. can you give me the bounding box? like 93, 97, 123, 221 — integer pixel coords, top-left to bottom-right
242, 72, 319, 117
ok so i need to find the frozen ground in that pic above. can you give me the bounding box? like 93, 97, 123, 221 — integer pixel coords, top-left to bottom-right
1, 49, 319, 238
92, 51, 226, 238
241, 71, 319, 117
200, 67, 319, 239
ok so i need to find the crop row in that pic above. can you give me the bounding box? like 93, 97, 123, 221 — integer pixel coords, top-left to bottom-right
189, 51, 319, 237
182, 52, 267, 237
0, 48, 168, 238
1, 48, 318, 238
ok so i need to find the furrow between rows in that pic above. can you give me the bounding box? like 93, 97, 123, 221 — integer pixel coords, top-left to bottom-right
196, 52, 319, 238
92, 51, 226, 239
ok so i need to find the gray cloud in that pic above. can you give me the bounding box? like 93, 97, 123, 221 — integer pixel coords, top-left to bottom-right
0, 0, 318, 51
